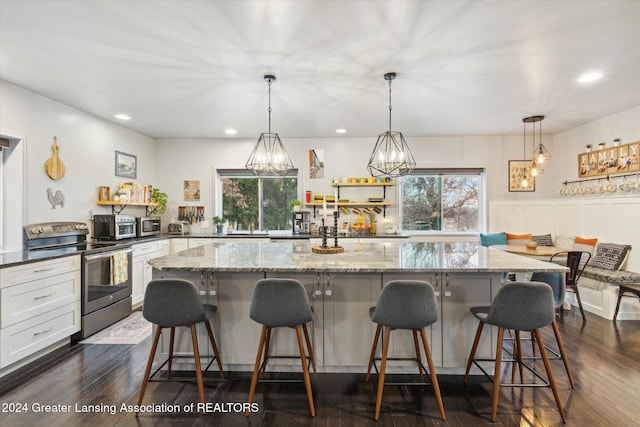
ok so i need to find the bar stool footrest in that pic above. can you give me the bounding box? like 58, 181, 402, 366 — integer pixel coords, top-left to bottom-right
149, 354, 223, 384
370, 356, 433, 386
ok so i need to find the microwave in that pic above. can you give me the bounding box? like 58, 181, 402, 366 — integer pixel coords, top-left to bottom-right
136, 216, 161, 237
93, 214, 137, 240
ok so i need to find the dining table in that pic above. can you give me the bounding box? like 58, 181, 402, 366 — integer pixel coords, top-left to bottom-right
491, 244, 573, 259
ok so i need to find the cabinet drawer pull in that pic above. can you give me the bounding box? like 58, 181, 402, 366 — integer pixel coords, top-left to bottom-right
33, 293, 55, 300
444, 291, 452, 297
33, 325, 56, 336
325, 289, 332, 296
33, 267, 56, 273
313, 290, 322, 297
209, 290, 217, 296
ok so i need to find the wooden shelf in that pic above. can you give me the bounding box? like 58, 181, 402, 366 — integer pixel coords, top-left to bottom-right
96, 201, 159, 215
304, 202, 392, 207
332, 182, 395, 187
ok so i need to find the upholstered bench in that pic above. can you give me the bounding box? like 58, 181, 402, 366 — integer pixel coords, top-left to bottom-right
572, 244, 640, 320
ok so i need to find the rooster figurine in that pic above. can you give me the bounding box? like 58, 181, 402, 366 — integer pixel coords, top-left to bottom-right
47, 188, 65, 209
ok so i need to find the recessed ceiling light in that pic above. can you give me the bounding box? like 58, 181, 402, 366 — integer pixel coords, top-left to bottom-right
114, 113, 131, 120
336, 129, 347, 134
577, 72, 603, 83
225, 128, 238, 135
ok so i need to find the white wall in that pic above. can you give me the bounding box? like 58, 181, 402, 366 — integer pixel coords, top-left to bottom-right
2, 76, 639, 268
154, 133, 557, 231
0, 80, 155, 250
490, 106, 640, 271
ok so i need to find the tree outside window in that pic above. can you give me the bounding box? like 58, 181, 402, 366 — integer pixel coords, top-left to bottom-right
221, 174, 297, 231
400, 172, 481, 232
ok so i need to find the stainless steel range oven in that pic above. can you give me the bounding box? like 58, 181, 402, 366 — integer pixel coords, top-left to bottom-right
24, 221, 133, 341
79, 246, 133, 339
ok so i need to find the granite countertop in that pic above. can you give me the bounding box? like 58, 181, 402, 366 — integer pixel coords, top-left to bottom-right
150, 241, 567, 273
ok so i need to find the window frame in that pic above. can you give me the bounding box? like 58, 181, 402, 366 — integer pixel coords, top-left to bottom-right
398, 168, 485, 235
216, 168, 299, 232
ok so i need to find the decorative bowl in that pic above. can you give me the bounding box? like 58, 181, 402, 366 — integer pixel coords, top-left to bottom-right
526, 241, 538, 249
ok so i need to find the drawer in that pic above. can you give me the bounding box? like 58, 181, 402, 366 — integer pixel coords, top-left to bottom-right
0, 255, 80, 288
1, 271, 80, 327
1, 301, 80, 368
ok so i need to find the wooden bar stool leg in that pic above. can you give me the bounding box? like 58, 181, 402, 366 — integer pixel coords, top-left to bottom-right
533, 329, 566, 423
302, 324, 317, 380
514, 330, 524, 384
136, 326, 163, 416
420, 327, 446, 421
551, 319, 574, 388
295, 325, 315, 417
260, 327, 272, 379
204, 320, 224, 378
374, 327, 391, 421
413, 329, 424, 382
190, 324, 205, 407
167, 327, 175, 379
491, 327, 504, 422
247, 325, 267, 416
366, 324, 382, 382
464, 321, 484, 383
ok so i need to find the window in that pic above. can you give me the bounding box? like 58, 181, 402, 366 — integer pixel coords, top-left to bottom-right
218, 169, 298, 231
400, 168, 482, 232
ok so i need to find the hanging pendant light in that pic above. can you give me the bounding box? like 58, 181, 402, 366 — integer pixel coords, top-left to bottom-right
520, 117, 532, 189
367, 72, 416, 177
524, 115, 550, 174
246, 75, 294, 176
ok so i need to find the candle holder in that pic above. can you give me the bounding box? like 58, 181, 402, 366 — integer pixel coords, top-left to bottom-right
312, 214, 344, 254
333, 211, 340, 248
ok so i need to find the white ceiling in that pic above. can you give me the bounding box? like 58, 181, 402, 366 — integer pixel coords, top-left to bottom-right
1, 0, 640, 140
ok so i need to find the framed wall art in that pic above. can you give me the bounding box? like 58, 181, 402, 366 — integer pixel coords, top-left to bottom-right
508, 160, 535, 192
184, 180, 200, 201
115, 151, 137, 179
577, 140, 639, 178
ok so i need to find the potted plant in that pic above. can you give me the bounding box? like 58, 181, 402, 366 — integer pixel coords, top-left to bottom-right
212, 216, 225, 234
149, 186, 168, 214
290, 200, 302, 212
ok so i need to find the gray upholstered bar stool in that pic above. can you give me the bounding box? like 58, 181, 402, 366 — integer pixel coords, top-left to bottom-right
247, 278, 317, 417
529, 271, 575, 388
136, 279, 224, 415
365, 280, 446, 421
463, 281, 566, 423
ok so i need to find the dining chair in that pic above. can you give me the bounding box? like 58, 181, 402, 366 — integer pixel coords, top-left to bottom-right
551, 251, 592, 321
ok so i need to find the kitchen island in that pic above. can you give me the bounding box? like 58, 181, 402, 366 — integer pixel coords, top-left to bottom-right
150, 240, 566, 374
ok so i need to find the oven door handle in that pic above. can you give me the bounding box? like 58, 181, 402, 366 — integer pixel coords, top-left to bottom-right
84, 248, 133, 261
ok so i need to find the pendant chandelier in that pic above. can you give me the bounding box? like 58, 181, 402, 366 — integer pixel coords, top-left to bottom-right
523, 115, 549, 176
367, 72, 416, 177
245, 75, 294, 176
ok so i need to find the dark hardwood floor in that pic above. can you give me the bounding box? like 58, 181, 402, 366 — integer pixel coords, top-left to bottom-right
1, 308, 639, 426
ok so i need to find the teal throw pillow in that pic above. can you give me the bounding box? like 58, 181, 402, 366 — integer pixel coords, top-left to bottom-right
480, 232, 507, 247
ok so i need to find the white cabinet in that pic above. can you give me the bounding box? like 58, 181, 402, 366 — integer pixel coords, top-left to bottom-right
0, 256, 81, 373
322, 273, 382, 366
170, 238, 189, 254
148, 267, 501, 373
151, 269, 266, 369
383, 272, 501, 369
440, 273, 500, 368
132, 240, 170, 306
